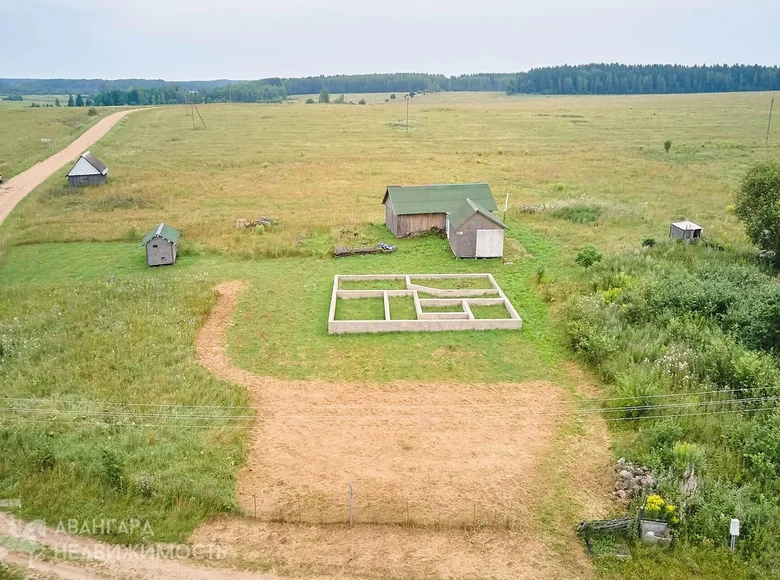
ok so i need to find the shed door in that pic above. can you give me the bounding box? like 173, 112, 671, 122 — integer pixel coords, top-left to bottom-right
475, 229, 503, 258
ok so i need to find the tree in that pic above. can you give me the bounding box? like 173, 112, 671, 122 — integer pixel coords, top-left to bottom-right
67, 94, 75, 107
734, 162, 780, 258
334, 93, 345, 104
575, 245, 603, 268
75, 94, 84, 107
305, 98, 315, 104
55, 97, 61, 107
390, 93, 396, 99
318, 88, 329, 103
358, 99, 366, 105
664, 140, 672, 153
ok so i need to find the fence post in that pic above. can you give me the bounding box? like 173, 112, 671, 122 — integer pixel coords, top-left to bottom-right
348, 482, 354, 528
253, 494, 257, 519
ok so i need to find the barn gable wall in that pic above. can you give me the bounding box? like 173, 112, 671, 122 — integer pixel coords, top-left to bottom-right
448, 212, 504, 258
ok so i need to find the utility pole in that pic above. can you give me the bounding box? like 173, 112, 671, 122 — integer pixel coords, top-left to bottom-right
767, 93, 775, 146
406, 94, 409, 137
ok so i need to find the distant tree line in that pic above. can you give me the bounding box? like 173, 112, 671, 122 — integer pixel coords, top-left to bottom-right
504, 64, 780, 95
92, 82, 286, 106
7, 64, 780, 106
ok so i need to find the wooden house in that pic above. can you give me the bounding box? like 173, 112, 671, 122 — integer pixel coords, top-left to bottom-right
382, 183, 499, 237
141, 223, 180, 266
670, 220, 702, 242
446, 199, 508, 258
67, 151, 108, 187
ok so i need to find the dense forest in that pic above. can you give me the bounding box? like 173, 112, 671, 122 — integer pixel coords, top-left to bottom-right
3, 65, 779, 104
505, 64, 780, 95
91, 81, 286, 106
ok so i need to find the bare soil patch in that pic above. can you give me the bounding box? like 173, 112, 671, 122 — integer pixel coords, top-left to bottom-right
191, 281, 610, 579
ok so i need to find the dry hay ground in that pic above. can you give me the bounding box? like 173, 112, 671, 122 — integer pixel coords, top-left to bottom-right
193, 281, 613, 579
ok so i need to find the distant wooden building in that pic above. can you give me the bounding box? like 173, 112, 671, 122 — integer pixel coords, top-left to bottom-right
447, 199, 508, 258
67, 151, 108, 187
670, 220, 702, 242
141, 223, 180, 267
382, 183, 499, 237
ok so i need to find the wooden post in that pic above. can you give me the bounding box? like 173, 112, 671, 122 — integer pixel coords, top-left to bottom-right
348, 482, 354, 528
253, 494, 257, 518
767, 94, 775, 146
297, 494, 301, 522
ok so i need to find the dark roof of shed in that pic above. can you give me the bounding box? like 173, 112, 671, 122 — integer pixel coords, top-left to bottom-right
67, 151, 108, 177
141, 223, 180, 247
448, 198, 508, 230
382, 183, 497, 216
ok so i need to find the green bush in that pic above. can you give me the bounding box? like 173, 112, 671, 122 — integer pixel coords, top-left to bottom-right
390, 93, 396, 99
642, 236, 656, 248
305, 98, 315, 104
87, 107, 98, 116
734, 161, 780, 258
358, 98, 366, 105
575, 245, 603, 268
664, 139, 673, 153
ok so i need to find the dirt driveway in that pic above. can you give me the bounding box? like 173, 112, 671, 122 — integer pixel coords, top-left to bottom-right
0, 108, 142, 226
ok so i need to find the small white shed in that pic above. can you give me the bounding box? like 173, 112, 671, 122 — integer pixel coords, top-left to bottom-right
670, 220, 702, 242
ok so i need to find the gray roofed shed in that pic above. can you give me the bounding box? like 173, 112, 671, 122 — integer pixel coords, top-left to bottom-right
67, 151, 109, 187
670, 220, 702, 242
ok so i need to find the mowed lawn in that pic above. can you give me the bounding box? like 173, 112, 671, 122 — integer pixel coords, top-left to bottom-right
2, 91, 777, 256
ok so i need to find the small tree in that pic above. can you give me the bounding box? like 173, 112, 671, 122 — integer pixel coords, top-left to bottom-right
318, 88, 329, 104
575, 245, 603, 268
88, 107, 98, 116
305, 98, 315, 104
734, 162, 780, 257
67, 94, 75, 107
664, 139, 672, 153
55, 97, 61, 107
334, 93, 345, 104
390, 93, 396, 99
75, 94, 84, 107
358, 98, 366, 105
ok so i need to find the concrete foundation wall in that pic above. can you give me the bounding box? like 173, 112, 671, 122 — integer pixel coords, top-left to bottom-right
329, 273, 522, 334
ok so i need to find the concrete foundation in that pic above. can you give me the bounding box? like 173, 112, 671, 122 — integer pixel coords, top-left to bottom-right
328, 273, 522, 334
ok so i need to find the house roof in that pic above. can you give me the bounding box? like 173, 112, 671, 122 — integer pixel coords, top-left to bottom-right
448, 198, 508, 230
382, 183, 498, 216
671, 220, 702, 231
67, 151, 108, 177
141, 223, 180, 247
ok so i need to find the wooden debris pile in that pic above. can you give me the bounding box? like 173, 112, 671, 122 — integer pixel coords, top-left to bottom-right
235, 216, 279, 229
334, 243, 397, 258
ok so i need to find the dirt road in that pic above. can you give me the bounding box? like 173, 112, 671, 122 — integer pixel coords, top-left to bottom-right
0, 108, 142, 226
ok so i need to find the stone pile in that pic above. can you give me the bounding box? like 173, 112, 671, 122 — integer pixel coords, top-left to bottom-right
612, 458, 657, 505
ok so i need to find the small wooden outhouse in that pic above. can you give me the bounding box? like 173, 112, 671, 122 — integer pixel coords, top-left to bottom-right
67, 151, 108, 187
670, 220, 702, 242
141, 223, 180, 266
446, 198, 508, 258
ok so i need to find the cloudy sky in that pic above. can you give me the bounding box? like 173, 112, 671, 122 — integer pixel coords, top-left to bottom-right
2, 0, 778, 80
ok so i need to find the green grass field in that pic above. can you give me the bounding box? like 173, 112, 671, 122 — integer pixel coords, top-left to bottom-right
0, 91, 778, 578
0, 103, 106, 180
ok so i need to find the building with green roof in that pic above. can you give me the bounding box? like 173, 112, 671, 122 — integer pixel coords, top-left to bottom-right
382, 183, 498, 237
141, 223, 180, 266
382, 183, 506, 257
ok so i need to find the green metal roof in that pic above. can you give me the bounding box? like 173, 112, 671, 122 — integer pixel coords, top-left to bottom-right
448, 198, 508, 230
382, 183, 498, 216
141, 223, 180, 247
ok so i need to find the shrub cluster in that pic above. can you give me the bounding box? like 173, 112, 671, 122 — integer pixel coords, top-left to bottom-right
565, 242, 780, 566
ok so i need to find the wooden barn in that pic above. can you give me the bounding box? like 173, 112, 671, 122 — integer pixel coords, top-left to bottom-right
446, 198, 508, 258
670, 220, 702, 242
67, 151, 108, 187
141, 223, 180, 267
382, 183, 499, 237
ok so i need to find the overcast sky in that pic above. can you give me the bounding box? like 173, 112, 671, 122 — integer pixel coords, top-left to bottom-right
1, 0, 777, 80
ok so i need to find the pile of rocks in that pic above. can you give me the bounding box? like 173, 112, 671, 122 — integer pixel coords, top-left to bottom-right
612, 458, 656, 505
